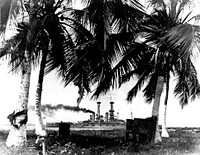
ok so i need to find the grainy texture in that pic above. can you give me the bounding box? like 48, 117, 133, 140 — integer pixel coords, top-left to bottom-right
1, 128, 200, 155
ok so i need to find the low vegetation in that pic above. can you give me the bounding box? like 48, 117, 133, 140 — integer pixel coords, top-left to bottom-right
1, 128, 200, 155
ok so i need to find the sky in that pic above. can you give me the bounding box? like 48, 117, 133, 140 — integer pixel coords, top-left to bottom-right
1, 0, 200, 128
1, 57, 200, 128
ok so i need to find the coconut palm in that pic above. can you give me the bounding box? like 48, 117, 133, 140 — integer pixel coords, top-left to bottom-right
0, 0, 39, 148
0, 0, 75, 146
30, 0, 144, 141
141, 0, 200, 142
62, 0, 145, 104
33, 0, 75, 137
77, 0, 200, 144
96, 0, 200, 143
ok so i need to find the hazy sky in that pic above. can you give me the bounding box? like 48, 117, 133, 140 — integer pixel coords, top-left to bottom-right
1, 56, 200, 128
1, 0, 200, 128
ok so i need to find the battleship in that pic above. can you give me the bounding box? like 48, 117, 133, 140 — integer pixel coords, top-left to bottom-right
46, 101, 126, 131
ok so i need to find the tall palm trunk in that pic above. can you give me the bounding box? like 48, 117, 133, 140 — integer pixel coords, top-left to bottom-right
6, 58, 31, 148
152, 76, 164, 143
162, 73, 169, 137
35, 51, 47, 137
6, 0, 38, 148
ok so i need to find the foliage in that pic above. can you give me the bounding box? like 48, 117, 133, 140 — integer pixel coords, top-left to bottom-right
0, 0, 22, 35
62, 0, 146, 104
0, 22, 29, 73
0, 0, 79, 82
1, 128, 200, 155
132, 0, 200, 107
89, 0, 200, 108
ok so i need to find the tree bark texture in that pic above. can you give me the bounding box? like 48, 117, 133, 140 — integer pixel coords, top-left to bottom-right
162, 72, 170, 137
35, 52, 47, 136
152, 76, 164, 143
6, 0, 38, 148
6, 62, 31, 148
162, 104, 169, 137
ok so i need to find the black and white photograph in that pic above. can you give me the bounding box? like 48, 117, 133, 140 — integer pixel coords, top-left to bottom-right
1, 0, 200, 154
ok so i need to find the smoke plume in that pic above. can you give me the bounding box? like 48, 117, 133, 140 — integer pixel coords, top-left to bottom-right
29, 104, 95, 114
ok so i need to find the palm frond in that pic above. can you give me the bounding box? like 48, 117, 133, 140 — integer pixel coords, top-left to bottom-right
173, 57, 200, 107
147, 0, 166, 10
87, 41, 154, 99
0, 22, 28, 73
109, 0, 145, 33
163, 24, 194, 61
91, 63, 113, 100
135, 0, 200, 109
174, 76, 190, 108
0, 0, 22, 37
62, 0, 147, 100
126, 69, 151, 102
143, 72, 158, 103
181, 11, 192, 23
0, 0, 12, 33
185, 59, 200, 101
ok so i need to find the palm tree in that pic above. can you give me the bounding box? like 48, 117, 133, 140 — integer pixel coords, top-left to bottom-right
0, 0, 39, 148
30, 0, 145, 141
111, 0, 200, 143
0, 22, 31, 148
33, 0, 75, 137
0, 0, 75, 146
79, 0, 200, 144
62, 0, 145, 104
141, 0, 200, 142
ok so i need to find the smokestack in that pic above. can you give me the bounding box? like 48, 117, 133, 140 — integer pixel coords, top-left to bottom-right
117, 111, 119, 119
109, 101, 114, 122
131, 111, 133, 119
97, 102, 101, 119
105, 112, 109, 122
91, 113, 95, 123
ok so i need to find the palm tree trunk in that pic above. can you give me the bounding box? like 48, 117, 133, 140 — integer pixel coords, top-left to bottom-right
35, 51, 47, 137
6, 61, 31, 148
162, 73, 170, 137
162, 104, 169, 137
6, 0, 38, 148
152, 76, 164, 143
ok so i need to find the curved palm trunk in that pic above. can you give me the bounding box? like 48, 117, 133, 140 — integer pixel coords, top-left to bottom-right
6, 0, 38, 148
162, 74, 169, 137
6, 61, 31, 148
35, 52, 47, 137
152, 76, 164, 143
